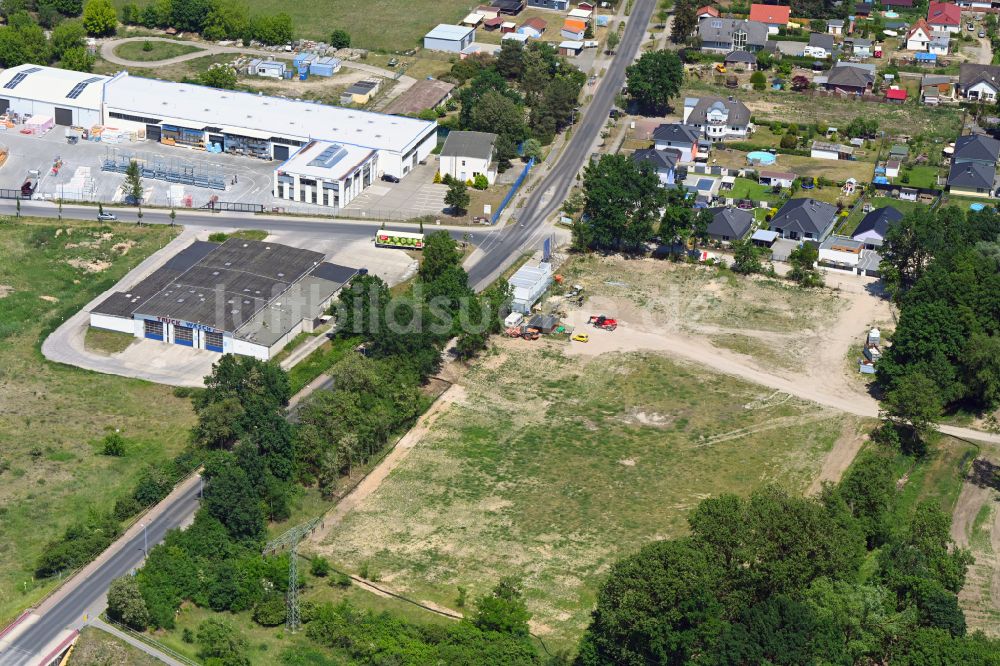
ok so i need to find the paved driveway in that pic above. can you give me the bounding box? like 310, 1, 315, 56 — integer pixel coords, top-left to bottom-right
343, 158, 447, 218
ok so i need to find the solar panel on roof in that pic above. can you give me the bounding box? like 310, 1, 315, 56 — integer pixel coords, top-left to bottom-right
308, 143, 347, 169
3, 67, 42, 90
66, 76, 103, 99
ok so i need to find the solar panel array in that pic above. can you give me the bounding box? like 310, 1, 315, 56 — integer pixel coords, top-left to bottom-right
3, 67, 42, 90
66, 76, 103, 100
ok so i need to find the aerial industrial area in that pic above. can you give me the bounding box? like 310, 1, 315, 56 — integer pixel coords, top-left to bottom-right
0, 0, 999, 664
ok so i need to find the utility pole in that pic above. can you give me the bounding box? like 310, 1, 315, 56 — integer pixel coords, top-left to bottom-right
262, 517, 321, 633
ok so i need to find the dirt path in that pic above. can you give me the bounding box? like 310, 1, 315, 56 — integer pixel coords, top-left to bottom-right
807, 420, 869, 495
953, 456, 1000, 635
305, 383, 466, 548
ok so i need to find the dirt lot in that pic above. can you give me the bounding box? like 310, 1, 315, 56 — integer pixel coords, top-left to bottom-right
952, 455, 1000, 636
308, 255, 889, 648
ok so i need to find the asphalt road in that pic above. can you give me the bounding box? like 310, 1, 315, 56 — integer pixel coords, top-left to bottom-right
0, 480, 202, 666
467, 0, 657, 290
0, 3, 656, 659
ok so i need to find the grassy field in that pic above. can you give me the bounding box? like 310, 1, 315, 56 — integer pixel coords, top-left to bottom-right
682, 80, 964, 141
112, 0, 475, 51
84, 327, 136, 355
69, 626, 162, 666
114, 39, 202, 62
0, 219, 195, 625
313, 346, 849, 648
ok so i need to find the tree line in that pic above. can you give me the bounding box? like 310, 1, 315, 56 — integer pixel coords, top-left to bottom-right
0, 5, 94, 71
878, 205, 1000, 427
576, 449, 998, 664
445, 40, 587, 171
117, 0, 295, 46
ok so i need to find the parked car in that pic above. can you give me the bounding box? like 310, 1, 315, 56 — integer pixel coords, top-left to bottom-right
980, 31, 986, 38
968, 23, 975, 31
97, 211, 117, 221
388, 58, 399, 67
381, 174, 400, 183
571, 333, 589, 343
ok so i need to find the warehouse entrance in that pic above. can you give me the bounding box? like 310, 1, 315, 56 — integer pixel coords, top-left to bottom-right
143, 319, 163, 341
173, 325, 193, 347
145, 124, 161, 141
54, 107, 72, 126
205, 331, 224, 352
273, 144, 290, 161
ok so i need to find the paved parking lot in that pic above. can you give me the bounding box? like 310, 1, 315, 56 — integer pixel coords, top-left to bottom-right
0, 127, 443, 218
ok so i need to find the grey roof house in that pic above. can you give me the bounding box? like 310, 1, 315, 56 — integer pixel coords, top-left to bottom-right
698, 18, 769, 53
852, 206, 903, 248
958, 63, 1000, 100
631, 148, 680, 186
652, 123, 700, 161
724, 50, 757, 68
682, 95, 752, 141
805, 33, 836, 58
704, 207, 754, 242
769, 198, 838, 240
948, 161, 996, 197
953, 134, 1000, 166
824, 64, 875, 94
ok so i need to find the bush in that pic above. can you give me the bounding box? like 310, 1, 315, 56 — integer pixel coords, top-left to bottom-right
107, 575, 149, 630
750, 71, 767, 90
253, 593, 287, 627
331, 572, 352, 588
473, 173, 489, 190
113, 495, 142, 521
779, 133, 798, 150
102, 432, 126, 456
310, 557, 330, 577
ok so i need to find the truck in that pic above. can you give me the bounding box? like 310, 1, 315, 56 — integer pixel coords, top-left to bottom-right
588, 315, 618, 331
20, 179, 35, 198
374, 230, 425, 250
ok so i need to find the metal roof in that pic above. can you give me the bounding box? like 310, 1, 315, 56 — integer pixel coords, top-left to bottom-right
440, 130, 496, 159
0, 63, 109, 109
425, 24, 476, 40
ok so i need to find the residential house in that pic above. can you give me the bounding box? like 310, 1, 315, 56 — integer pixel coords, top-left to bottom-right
818, 236, 865, 271
758, 169, 796, 188
827, 19, 845, 35
824, 63, 875, 94
851, 38, 873, 57
852, 206, 903, 248
652, 123, 700, 162
698, 18, 770, 53
561, 18, 587, 39
953, 133, 1000, 166
724, 50, 757, 69
882, 0, 914, 6
920, 74, 956, 104
804, 33, 836, 59
855, 2, 874, 17
906, 19, 932, 51
927, 2, 961, 33
697, 5, 720, 18
518, 17, 547, 38
928, 31, 950, 56
704, 206, 754, 242
811, 140, 854, 160
886, 87, 908, 103
439, 131, 498, 184
631, 148, 680, 186
948, 161, 995, 197
956, 0, 991, 8
527, 0, 568, 9
559, 40, 584, 56
424, 24, 477, 52
682, 96, 752, 142
491, 0, 525, 14
748, 3, 791, 34
959, 63, 1000, 101
770, 198, 838, 240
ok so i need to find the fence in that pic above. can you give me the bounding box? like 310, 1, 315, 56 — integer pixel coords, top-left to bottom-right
492, 157, 534, 224
200, 200, 265, 213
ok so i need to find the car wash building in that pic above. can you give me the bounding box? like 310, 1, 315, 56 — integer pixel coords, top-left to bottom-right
0, 64, 107, 127
89, 239, 357, 360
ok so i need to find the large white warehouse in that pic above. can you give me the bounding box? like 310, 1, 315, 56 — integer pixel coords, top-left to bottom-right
0, 64, 438, 180
0, 65, 107, 127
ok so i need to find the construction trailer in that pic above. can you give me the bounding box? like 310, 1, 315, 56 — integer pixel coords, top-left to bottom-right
509, 262, 553, 314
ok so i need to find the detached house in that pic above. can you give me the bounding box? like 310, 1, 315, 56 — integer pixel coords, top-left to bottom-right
652, 123, 700, 162
852, 206, 903, 249
561, 19, 587, 40
697, 5, 720, 19
824, 63, 875, 94
631, 148, 681, 186
748, 3, 791, 34
698, 18, 770, 53
704, 207, 754, 242
920, 74, 956, 104
953, 133, 1000, 166
959, 63, 1000, 102
906, 19, 932, 51
928, 2, 961, 33
439, 131, 498, 184
804, 33, 836, 59
770, 198, 838, 241
682, 96, 752, 142
948, 162, 995, 197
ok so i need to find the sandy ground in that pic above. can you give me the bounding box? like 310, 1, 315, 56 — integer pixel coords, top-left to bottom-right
952, 455, 1000, 635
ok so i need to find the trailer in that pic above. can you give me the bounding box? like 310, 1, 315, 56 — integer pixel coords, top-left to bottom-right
374, 230, 425, 249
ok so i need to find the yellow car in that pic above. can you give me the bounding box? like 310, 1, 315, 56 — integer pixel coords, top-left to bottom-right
572, 333, 590, 343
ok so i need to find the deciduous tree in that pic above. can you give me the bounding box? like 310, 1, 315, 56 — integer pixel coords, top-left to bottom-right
625, 50, 684, 113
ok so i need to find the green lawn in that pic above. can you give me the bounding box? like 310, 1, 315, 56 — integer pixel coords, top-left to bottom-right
113, 39, 202, 62
901, 164, 944, 189
728, 177, 777, 203
113, 0, 474, 50
0, 219, 195, 625
313, 347, 849, 649
838, 197, 925, 236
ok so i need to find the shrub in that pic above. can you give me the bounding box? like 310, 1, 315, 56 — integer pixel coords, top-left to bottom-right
310, 557, 330, 577
102, 432, 126, 456
253, 593, 287, 627
473, 173, 489, 190
107, 575, 149, 630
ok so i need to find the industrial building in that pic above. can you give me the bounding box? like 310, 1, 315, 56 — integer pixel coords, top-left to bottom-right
274, 140, 377, 207
424, 24, 477, 52
90, 239, 357, 360
0, 64, 437, 184
509, 261, 553, 314
0, 66, 107, 127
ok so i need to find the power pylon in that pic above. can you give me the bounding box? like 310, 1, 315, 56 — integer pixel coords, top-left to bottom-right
262, 517, 321, 632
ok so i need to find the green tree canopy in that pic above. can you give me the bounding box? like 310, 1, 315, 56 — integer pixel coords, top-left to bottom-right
580, 154, 665, 252
82, 0, 116, 36
625, 50, 684, 114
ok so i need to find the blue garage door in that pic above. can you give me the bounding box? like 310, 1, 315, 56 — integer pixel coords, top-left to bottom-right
143, 319, 163, 341
205, 331, 224, 353
174, 325, 193, 347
